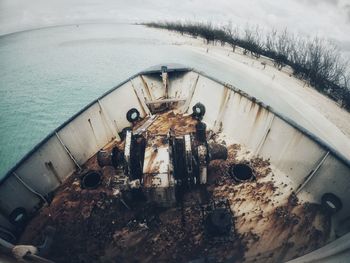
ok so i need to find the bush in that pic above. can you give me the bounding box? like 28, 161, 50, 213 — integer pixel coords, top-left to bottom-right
144, 21, 350, 110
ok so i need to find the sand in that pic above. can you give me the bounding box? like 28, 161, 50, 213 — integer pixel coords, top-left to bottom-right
149, 28, 350, 159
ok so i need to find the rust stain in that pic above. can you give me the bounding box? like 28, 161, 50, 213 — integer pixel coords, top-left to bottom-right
218, 87, 230, 115
140, 75, 154, 101
236, 92, 242, 99
88, 118, 99, 147
143, 135, 168, 175
255, 105, 263, 120
143, 173, 154, 187
144, 149, 158, 175
214, 87, 232, 130
45, 161, 62, 184
138, 110, 196, 136
98, 105, 114, 140
20, 111, 332, 263
132, 86, 147, 116
252, 105, 265, 128
209, 135, 330, 263
249, 100, 256, 112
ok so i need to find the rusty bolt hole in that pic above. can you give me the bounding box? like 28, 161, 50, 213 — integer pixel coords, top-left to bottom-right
230, 163, 255, 182
81, 171, 102, 189
9, 207, 27, 226
321, 193, 342, 214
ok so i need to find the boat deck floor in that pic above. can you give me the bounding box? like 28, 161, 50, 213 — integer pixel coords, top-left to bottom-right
20, 111, 332, 263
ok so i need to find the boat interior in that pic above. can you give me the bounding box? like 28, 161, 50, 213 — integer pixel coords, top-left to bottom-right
1, 65, 350, 263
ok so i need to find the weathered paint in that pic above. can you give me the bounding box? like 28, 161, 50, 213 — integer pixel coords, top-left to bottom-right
221, 90, 274, 153
14, 135, 75, 195
188, 75, 226, 127
99, 80, 146, 134
140, 74, 164, 101
143, 136, 170, 175
300, 154, 350, 236
1, 64, 350, 262
130, 78, 152, 116
0, 175, 40, 214
258, 117, 327, 189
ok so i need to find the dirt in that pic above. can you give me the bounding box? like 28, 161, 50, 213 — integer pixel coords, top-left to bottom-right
19, 113, 332, 263
134, 110, 197, 136
20, 164, 245, 263
208, 140, 331, 262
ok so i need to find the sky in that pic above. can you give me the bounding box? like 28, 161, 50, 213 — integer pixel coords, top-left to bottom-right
0, 0, 349, 51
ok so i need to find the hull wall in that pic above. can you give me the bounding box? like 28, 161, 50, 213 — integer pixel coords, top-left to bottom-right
1, 67, 349, 261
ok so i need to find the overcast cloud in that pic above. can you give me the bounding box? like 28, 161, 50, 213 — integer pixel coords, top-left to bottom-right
0, 0, 349, 50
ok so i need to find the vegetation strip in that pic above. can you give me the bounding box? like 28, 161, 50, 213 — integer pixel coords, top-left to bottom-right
145, 21, 350, 110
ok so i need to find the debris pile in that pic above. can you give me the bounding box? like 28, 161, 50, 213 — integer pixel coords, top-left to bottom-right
19, 111, 331, 263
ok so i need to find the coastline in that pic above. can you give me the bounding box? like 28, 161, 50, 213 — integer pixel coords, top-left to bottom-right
159, 28, 350, 139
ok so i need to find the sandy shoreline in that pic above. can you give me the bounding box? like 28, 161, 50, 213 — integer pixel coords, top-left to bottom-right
149, 28, 350, 159
170, 30, 350, 136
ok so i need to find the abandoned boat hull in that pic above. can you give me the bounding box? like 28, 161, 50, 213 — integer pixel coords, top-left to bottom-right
1, 64, 350, 262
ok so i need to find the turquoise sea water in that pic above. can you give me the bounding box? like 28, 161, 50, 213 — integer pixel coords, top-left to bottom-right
1, 23, 348, 179
0, 23, 250, 178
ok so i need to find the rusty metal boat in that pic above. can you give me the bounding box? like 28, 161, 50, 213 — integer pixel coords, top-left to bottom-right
1, 64, 350, 263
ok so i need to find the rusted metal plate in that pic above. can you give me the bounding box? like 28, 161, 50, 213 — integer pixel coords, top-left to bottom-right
140, 110, 197, 136
133, 115, 158, 135
143, 135, 170, 175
